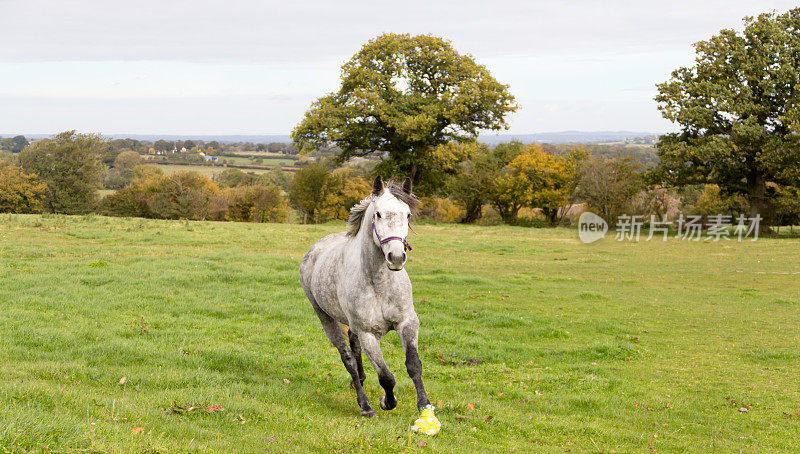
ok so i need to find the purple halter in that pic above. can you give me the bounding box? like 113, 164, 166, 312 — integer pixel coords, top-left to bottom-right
372, 213, 417, 251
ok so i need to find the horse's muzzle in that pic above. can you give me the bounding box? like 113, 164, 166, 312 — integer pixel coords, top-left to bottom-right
386, 251, 406, 271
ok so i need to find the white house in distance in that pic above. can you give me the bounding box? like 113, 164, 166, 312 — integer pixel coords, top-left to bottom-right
198, 151, 218, 162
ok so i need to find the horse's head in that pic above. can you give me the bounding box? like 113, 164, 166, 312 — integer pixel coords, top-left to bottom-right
370, 176, 415, 271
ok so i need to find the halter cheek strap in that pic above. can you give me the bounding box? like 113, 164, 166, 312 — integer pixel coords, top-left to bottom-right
372, 214, 417, 251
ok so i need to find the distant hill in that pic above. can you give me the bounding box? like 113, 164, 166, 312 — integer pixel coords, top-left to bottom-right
7, 131, 659, 145
8, 131, 661, 145
10, 134, 294, 144
478, 131, 661, 145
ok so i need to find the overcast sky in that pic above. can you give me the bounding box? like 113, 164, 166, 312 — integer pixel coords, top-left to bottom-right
0, 0, 796, 136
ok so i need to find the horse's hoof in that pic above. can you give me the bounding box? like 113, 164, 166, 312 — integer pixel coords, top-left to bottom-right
361, 408, 377, 418
380, 396, 397, 410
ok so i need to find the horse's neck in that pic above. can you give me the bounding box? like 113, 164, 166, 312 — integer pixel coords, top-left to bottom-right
355, 208, 389, 278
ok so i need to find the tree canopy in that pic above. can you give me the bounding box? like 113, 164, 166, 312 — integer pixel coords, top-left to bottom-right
292, 33, 517, 192
18, 131, 107, 214
655, 9, 800, 224
0, 163, 47, 214
0, 135, 28, 153
506, 145, 586, 226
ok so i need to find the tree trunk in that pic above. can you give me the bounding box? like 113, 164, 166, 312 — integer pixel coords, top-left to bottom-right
543, 208, 559, 227
409, 163, 418, 184
500, 212, 518, 225
460, 198, 483, 224
498, 204, 520, 225
747, 172, 772, 234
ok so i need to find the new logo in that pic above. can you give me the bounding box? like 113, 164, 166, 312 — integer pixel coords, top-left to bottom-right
578, 212, 608, 243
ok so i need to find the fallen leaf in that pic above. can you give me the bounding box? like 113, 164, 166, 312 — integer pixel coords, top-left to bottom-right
437, 400, 442, 407
418, 441, 428, 447
119, 377, 127, 386
132, 427, 144, 434
467, 403, 475, 411
283, 378, 290, 384
497, 392, 504, 397
204, 405, 225, 413
483, 415, 493, 422
264, 436, 277, 442
455, 414, 471, 420
165, 403, 189, 415
739, 407, 749, 413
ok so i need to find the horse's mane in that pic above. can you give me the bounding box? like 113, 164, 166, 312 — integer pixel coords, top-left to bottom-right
346, 181, 418, 237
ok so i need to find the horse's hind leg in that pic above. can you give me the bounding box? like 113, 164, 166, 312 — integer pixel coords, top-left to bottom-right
346, 328, 366, 387
310, 303, 376, 417
358, 332, 397, 411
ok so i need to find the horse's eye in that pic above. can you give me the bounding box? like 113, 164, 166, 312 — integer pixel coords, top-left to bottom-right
407, 213, 411, 219
376, 212, 382, 219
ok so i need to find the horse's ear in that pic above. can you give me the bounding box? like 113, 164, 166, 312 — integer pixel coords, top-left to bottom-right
371, 176, 384, 195
402, 177, 412, 195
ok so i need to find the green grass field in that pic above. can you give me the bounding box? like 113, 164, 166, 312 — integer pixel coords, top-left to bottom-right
1, 214, 799, 452
218, 156, 297, 166
153, 164, 273, 177
226, 151, 286, 158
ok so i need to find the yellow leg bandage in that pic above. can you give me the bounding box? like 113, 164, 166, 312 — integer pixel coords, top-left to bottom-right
411, 405, 441, 435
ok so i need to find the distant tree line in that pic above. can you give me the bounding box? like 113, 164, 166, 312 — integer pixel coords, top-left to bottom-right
1, 130, 799, 231
0, 135, 29, 154
4, 12, 800, 232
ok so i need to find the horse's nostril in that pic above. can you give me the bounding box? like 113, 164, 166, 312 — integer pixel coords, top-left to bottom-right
387, 252, 394, 262
401, 252, 407, 262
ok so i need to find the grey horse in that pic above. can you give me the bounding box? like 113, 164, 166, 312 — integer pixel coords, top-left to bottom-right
299, 176, 441, 434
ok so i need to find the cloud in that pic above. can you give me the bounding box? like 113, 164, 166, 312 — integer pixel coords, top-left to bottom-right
0, 94, 304, 135
3, 0, 796, 62
1, 0, 797, 133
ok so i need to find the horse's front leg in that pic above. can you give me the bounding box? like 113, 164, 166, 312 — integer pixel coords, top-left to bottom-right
399, 317, 441, 435
358, 331, 397, 410
398, 318, 430, 409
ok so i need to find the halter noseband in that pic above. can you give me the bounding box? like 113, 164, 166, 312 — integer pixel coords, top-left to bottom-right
372, 213, 417, 251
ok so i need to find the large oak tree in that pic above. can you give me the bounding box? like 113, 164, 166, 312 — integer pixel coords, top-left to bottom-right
292, 33, 517, 192
18, 131, 107, 214
655, 9, 800, 226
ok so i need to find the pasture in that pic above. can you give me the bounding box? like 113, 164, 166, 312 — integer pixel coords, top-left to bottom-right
0, 214, 798, 452
153, 164, 273, 177
217, 156, 297, 167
